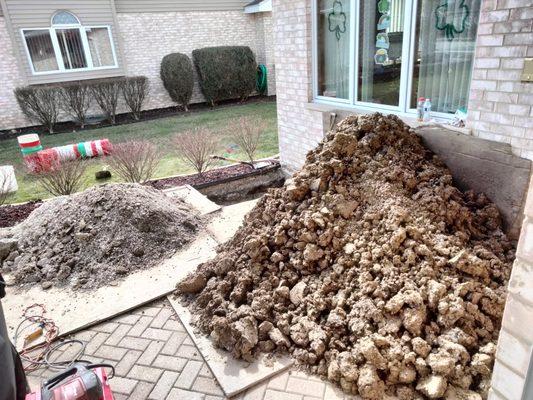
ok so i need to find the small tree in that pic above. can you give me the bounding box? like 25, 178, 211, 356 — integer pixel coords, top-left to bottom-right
34, 159, 87, 197
122, 76, 149, 120
228, 116, 267, 163
108, 140, 160, 183
89, 79, 123, 124
174, 128, 218, 175
160, 53, 194, 112
61, 82, 91, 128
14, 86, 62, 133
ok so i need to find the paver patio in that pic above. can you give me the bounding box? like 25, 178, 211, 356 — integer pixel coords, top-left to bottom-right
27, 299, 358, 400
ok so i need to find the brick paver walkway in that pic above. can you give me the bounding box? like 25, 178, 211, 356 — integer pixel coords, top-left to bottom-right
27, 300, 356, 400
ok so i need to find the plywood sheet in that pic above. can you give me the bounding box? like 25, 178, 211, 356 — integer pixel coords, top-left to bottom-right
206, 199, 258, 244
163, 185, 221, 216
168, 296, 293, 398
4, 232, 218, 347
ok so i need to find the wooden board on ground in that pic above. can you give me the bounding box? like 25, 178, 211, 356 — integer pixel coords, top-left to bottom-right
2, 185, 237, 345
5, 231, 218, 347
207, 199, 258, 244
163, 185, 222, 216
167, 296, 293, 398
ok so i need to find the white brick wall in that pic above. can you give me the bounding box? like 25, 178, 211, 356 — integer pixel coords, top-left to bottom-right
0, 17, 29, 130
0, 11, 274, 131
490, 175, 533, 400
272, 0, 324, 172
467, 0, 533, 160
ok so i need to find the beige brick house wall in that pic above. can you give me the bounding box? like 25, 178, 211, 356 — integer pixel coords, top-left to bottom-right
489, 176, 533, 400
0, 11, 274, 131
117, 10, 274, 113
272, 0, 323, 173
466, 0, 533, 160
0, 17, 28, 129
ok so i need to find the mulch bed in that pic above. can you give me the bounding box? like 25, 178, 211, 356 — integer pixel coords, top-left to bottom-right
0, 201, 42, 228
0, 161, 279, 228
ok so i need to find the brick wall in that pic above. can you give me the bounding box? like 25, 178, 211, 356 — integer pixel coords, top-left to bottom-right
272, 0, 324, 172
117, 11, 274, 113
489, 175, 533, 400
467, 0, 533, 160
0, 17, 29, 130
0, 11, 274, 131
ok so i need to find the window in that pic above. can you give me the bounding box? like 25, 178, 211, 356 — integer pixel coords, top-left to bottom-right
313, 0, 481, 117
22, 11, 117, 75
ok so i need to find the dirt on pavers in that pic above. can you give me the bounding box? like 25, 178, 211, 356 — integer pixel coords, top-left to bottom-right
1, 183, 201, 289
177, 114, 514, 400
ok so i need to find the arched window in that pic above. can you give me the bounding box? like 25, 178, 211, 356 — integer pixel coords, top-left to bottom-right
21, 10, 117, 74
51, 11, 80, 26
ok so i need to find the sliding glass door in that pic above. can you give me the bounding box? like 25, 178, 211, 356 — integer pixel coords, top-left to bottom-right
313, 0, 481, 118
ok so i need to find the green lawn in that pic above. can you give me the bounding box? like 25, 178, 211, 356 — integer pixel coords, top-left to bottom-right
1, 100, 278, 204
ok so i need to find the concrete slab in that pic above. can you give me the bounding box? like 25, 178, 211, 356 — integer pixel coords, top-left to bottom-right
206, 199, 258, 244
167, 296, 294, 398
163, 184, 221, 216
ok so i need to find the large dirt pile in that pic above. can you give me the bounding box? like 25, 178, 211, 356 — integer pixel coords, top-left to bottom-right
177, 114, 514, 399
1, 183, 200, 289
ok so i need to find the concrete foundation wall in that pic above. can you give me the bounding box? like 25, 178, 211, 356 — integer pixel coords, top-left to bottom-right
0, 11, 275, 131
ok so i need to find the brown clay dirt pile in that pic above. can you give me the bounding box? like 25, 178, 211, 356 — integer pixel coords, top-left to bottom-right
177, 114, 515, 400
1, 183, 200, 289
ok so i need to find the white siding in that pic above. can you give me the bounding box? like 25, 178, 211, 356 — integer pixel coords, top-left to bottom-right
2, 0, 125, 84
115, 0, 250, 13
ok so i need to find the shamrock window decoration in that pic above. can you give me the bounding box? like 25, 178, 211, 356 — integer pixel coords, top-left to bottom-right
435, 0, 470, 41
328, 0, 347, 41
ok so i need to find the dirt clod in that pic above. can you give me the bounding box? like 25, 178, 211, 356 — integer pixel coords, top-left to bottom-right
177, 114, 514, 399
2, 183, 200, 289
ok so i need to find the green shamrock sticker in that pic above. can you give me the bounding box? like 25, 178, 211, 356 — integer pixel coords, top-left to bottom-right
328, 0, 347, 41
435, 0, 470, 41
378, 0, 390, 14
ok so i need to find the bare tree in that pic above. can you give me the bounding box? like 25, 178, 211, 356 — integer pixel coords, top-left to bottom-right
122, 76, 149, 120
0, 168, 12, 206
61, 83, 91, 128
228, 116, 267, 163
174, 128, 218, 175
14, 86, 62, 133
89, 79, 124, 124
34, 160, 87, 197
108, 140, 160, 183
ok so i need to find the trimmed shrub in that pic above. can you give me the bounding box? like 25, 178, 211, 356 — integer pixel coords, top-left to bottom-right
122, 76, 149, 120
227, 116, 267, 163
60, 82, 91, 128
160, 53, 194, 112
33, 159, 87, 197
88, 78, 124, 124
192, 46, 257, 106
14, 86, 62, 133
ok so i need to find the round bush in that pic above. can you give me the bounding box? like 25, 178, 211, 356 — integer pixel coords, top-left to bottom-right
160, 53, 194, 111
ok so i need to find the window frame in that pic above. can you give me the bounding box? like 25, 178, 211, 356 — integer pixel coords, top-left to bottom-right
20, 24, 118, 76
311, 0, 472, 120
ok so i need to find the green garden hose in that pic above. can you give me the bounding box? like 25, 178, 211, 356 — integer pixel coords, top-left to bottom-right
257, 64, 268, 95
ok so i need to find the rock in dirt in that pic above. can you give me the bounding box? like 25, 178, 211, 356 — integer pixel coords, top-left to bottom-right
177, 114, 514, 399
3, 184, 201, 289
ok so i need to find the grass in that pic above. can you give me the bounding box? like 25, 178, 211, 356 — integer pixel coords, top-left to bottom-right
0, 100, 278, 204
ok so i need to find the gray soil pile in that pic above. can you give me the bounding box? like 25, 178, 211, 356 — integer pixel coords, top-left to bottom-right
1, 183, 200, 289
177, 114, 514, 400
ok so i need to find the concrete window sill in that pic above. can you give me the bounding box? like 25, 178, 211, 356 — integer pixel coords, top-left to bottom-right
304, 101, 472, 136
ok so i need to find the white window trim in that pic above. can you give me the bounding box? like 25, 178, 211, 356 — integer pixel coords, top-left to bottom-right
311, 0, 463, 121
20, 25, 118, 76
